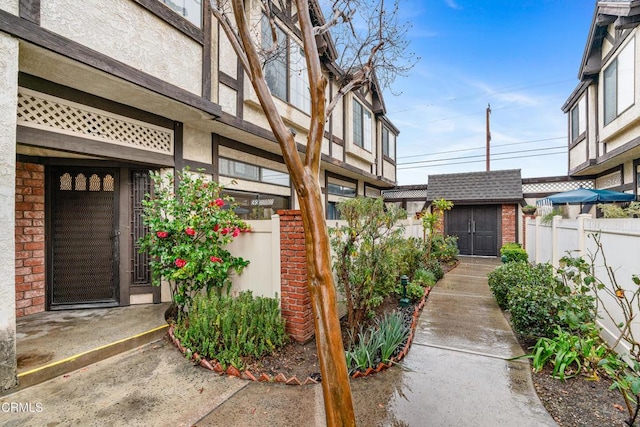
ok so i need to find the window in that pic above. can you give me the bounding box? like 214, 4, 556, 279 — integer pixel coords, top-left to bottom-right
570, 95, 587, 142
261, 16, 311, 113
382, 126, 395, 160
219, 157, 290, 187
327, 183, 357, 197
604, 37, 635, 125
353, 100, 372, 151
223, 190, 290, 220
160, 0, 202, 28
327, 202, 340, 220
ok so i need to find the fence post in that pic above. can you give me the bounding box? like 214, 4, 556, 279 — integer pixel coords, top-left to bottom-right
535, 215, 541, 264
551, 215, 561, 268
271, 214, 281, 298
577, 214, 589, 257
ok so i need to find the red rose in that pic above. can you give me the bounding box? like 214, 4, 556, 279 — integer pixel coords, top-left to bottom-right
213, 224, 220, 232
175, 258, 187, 268
210, 256, 222, 263
185, 227, 196, 236
232, 227, 240, 237
156, 231, 169, 238
221, 227, 230, 235
214, 198, 225, 207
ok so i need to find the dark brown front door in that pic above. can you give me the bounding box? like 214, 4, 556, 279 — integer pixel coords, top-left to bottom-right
446, 206, 499, 256
48, 167, 119, 309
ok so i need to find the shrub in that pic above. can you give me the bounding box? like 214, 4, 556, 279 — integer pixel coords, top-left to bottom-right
488, 261, 529, 310
414, 269, 436, 287
431, 235, 459, 264
423, 258, 444, 282
173, 291, 287, 370
138, 169, 250, 312
507, 276, 558, 340
394, 281, 425, 302
330, 197, 406, 335
394, 237, 426, 280
500, 242, 528, 263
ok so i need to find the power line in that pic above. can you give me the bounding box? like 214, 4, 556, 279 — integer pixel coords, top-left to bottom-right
397, 136, 565, 160
397, 151, 565, 170
397, 145, 566, 166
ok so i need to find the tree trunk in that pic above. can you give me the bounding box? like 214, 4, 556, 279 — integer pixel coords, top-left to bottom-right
297, 171, 355, 426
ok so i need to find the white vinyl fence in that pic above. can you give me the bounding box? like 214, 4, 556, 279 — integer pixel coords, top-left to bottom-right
526, 215, 640, 354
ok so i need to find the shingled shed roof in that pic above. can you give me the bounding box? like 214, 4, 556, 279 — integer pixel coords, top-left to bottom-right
426, 169, 523, 204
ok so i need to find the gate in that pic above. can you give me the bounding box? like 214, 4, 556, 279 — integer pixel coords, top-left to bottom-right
49, 167, 119, 308
445, 206, 499, 256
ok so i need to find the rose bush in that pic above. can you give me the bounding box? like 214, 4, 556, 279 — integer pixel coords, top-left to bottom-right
138, 169, 250, 313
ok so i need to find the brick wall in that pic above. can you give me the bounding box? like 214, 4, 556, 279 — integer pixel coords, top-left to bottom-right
278, 210, 314, 343
15, 162, 45, 317
501, 204, 517, 246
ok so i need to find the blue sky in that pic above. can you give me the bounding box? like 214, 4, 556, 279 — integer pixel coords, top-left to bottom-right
384, 0, 596, 185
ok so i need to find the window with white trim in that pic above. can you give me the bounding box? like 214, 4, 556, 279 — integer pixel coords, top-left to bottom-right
570, 95, 586, 142
160, 0, 202, 28
219, 158, 290, 187
604, 37, 635, 125
382, 126, 395, 160
353, 100, 372, 151
261, 16, 311, 114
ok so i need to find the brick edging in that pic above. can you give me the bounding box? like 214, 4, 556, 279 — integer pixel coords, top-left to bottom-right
167, 286, 432, 385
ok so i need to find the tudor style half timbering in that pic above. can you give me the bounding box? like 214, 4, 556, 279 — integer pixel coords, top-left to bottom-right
563, 1, 640, 197
0, 1, 399, 389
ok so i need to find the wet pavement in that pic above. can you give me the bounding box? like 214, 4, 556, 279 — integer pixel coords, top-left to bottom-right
0, 257, 557, 426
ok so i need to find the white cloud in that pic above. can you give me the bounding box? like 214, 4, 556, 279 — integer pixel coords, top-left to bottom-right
444, 0, 462, 10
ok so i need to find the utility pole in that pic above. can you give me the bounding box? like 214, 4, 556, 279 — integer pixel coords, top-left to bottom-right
486, 103, 491, 172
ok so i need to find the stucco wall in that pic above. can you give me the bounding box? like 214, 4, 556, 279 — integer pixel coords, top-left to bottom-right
183, 125, 212, 163
40, 0, 203, 95
0, 32, 18, 390
0, 0, 18, 15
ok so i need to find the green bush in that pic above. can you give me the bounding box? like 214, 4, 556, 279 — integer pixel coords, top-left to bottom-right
173, 291, 287, 369
423, 258, 444, 282
503, 262, 595, 341
414, 269, 436, 287
500, 242, 528, 263
394, 281, 425, 302
430, 235, 459, 264
394, 237, 426, 280
488, 261, 530, 310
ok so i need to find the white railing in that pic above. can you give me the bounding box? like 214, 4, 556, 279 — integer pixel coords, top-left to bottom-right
526, 215, 640, 354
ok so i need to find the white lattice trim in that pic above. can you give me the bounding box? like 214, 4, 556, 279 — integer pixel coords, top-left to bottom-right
522, 180, 594, 194
17, 88, 173, 155
595, 171, 622, 189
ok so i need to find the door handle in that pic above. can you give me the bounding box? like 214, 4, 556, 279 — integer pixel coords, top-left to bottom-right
471, 221, 476, 233
467, 221, 471, 233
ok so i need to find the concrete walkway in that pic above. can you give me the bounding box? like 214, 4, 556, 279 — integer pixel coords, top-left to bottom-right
0, 257, 556, 426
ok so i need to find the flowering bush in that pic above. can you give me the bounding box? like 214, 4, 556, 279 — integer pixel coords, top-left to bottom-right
138, 169, 250, 312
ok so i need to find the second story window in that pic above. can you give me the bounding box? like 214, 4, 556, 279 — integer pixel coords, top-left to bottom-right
261, 16, 311, 114
160, 0, 202, 28
219, 157, 290, 187
382, 126, 395, 160
604, 37, 635, 125
570, 95, 586, 142
353, 100, 372, 151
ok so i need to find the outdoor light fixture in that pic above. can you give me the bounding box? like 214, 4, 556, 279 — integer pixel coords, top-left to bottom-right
399, 275, 410, 307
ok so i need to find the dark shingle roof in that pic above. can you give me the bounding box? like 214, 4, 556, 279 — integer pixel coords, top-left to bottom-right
426, 169, 523, 203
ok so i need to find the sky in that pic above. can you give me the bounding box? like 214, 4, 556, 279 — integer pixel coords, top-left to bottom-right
383, 0, 596, 185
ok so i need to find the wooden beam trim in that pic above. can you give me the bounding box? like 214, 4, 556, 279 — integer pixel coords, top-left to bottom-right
19, 73, 175, 129
0, 9, 221, 118
219, 72, 238, 89
19, 0, 40, 25
17, 125, 175, 167
130, 0, 204, 44
202, 0, 212, 100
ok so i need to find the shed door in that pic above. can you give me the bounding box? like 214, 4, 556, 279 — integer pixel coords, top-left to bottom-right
446, 206, 499, 256
49, 168, 119, 308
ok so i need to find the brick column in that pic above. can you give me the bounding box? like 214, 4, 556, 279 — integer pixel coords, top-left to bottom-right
278, 210, 314, 343
15, 162, 45, 317
501, 204, 517, 246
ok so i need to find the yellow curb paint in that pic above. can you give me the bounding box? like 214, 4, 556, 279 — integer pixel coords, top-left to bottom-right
18, 324, 169, 378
